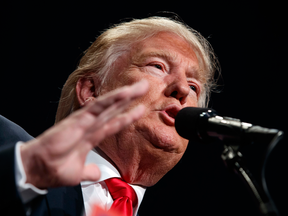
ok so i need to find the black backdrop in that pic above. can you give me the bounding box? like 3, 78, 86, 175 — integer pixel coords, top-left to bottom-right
1, 1, 287, 215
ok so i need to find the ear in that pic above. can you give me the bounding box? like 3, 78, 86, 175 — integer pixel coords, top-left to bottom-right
76, 77, 96, 107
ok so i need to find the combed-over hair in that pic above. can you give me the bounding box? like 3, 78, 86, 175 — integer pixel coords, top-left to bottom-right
55, 16, 219, 123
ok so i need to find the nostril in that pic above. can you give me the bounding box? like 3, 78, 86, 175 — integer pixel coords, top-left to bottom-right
170, 91, 185, 104
170, 91, 178, 98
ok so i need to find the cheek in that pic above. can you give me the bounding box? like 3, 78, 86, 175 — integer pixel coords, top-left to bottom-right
121, 73, 165, 108
134, 109, 189, 153
187, 96, 199, 107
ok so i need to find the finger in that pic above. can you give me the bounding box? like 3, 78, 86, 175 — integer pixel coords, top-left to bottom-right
126, 79, 150, 99
84, 98, 133, 136
105, 104, 146, 137
93, 97, 131, 125
100, 79, 149, 102
69, 98, 130, 133
81, 164, 101, 182
91, 104, 146, 144
86, 79, 149, 114
65, 90, 140, 138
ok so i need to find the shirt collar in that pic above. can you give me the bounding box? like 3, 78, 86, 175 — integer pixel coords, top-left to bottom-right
81, 149, 146, 215
81, 149, 121, 185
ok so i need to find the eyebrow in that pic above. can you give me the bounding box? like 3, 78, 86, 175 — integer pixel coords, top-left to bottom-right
132, 51, 177, 64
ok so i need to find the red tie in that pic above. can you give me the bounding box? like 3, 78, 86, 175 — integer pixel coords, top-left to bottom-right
104, 178, 138, 216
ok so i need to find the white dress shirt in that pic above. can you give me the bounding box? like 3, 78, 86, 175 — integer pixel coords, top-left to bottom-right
15, 142, 48, 203
81, 149, 146, 216
15, 142, 146, 216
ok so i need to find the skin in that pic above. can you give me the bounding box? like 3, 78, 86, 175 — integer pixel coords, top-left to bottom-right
21, 80, 149, 189
21, 31, 202, 190
78, 32, 202, 187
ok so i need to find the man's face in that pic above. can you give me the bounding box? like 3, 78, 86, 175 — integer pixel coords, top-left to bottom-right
98, 32, 202, 186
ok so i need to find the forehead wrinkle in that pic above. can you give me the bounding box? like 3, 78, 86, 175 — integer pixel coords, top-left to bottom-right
130, 39, 204, 82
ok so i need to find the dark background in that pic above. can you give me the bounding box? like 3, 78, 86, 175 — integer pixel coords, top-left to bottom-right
1, 1, 287, 216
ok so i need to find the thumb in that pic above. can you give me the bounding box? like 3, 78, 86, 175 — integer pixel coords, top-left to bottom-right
81, 164, 101, 182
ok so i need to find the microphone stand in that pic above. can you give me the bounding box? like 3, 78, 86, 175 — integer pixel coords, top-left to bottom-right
220, 131, 284, 216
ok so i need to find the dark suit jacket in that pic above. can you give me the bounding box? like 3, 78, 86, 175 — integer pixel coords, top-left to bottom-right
0, 115, 85, 216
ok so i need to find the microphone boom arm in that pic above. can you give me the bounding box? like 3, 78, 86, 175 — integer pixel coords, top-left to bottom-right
175, 107, 284, 215
221, 131, 284, 216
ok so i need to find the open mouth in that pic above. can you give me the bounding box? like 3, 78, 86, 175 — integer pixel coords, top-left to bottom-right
160, 105, 181, 126
165, 110, 177, 119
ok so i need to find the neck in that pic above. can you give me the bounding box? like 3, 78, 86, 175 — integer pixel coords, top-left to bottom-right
97, 131, 182, 187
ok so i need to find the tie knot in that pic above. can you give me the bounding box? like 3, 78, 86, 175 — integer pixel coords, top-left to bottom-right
105, 178, 138, 207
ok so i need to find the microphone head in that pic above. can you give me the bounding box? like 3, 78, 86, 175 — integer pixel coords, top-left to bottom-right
175, 107, 215, 141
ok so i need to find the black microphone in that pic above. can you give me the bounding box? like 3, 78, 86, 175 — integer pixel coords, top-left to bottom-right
175, 107, 280, 144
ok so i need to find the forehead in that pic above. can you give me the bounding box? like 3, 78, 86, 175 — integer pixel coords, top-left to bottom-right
133, 32, 198, 60
131, 32, 201, 76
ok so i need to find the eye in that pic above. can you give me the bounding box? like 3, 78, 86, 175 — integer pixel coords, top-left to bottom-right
190, 85, 197, 92
154, 64, 162, 70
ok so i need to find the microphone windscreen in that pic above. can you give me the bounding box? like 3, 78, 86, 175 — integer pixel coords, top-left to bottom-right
175, 107, 210, 140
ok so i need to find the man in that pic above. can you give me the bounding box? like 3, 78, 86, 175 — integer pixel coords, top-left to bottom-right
0, 16, 218, 215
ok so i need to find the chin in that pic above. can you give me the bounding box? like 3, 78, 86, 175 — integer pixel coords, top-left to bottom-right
150, 126, 187, 153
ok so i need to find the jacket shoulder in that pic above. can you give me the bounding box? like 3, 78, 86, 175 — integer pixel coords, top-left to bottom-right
0, 115, 33, 146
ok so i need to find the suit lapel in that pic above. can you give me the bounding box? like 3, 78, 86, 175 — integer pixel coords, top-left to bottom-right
46, 184, 85, 216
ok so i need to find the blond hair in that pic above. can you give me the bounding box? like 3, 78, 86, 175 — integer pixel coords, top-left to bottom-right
55, 16, 219, 123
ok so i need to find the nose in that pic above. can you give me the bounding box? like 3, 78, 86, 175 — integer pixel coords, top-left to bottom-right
164, 73, 190, 104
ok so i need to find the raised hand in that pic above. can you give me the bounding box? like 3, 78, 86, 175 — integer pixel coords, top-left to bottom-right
20, 80, 149, 189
